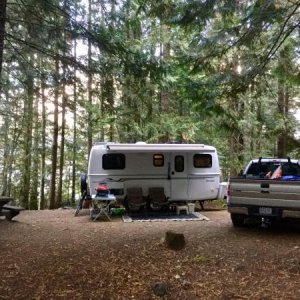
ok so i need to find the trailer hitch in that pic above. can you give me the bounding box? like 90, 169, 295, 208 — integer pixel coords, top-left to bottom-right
261, 217, 271, 228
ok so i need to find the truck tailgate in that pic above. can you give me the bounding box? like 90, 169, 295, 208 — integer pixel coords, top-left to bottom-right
228, 178, 300, 208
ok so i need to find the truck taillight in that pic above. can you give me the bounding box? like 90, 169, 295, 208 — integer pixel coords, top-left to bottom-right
227, 184, 231, 197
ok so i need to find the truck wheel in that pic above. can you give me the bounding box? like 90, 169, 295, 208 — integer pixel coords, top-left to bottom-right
231, 213, 245, 227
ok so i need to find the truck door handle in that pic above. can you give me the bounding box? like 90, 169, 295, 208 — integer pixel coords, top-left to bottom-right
261, 183, 269, 188
261, 190, 270, 194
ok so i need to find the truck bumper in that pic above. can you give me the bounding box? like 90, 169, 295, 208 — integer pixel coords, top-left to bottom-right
228, 206, 300, 219
282, 210, 300, 219
228, 206, 248, 215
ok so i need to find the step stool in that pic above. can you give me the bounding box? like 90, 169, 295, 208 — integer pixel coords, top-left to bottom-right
176, 205, 188, 215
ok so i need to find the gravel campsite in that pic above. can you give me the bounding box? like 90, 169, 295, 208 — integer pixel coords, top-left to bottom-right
1, 207, 300, 300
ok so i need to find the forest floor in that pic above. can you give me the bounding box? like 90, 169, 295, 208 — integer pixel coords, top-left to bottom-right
1, 202, 300, 299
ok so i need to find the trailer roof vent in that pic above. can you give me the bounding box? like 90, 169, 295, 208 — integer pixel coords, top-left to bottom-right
135, 141, 147, 144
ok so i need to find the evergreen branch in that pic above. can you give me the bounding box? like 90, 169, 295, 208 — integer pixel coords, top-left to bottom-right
5, 33, 89, 73
258, 3, 300, 71
261, 74, 282, 112
7, 18, 67, 30
193, 2, 300, 82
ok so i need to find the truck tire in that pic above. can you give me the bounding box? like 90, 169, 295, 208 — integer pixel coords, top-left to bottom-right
231, 213, 245, 227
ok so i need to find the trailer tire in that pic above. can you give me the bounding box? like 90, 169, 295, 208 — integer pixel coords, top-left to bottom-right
231, 213, 245, 227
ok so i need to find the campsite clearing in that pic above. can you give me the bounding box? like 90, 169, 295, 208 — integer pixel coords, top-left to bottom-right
1, 207, 300, 299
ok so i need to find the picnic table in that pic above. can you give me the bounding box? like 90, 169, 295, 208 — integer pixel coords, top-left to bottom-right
0, 196, 24, 221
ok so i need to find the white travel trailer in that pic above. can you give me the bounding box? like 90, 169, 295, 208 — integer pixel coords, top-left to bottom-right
87, 142, 221, 205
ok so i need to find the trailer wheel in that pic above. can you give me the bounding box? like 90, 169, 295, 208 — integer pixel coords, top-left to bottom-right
231, 213, 245, 227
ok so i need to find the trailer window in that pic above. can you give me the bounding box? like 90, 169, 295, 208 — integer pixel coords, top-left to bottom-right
153, 154, 164, 167
102, 153, 125, 169
175, 155, 184, 172
194, 154, 212, 168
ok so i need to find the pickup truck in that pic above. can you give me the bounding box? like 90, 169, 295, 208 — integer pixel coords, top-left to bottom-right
227, 158, 300, 226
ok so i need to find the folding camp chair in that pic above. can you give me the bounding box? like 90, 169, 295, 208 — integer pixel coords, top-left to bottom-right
126, 187, 146, 212
148, 187, 169, 211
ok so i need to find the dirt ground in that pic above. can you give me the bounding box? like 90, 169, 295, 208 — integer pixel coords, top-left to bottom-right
1, 206, 300, 300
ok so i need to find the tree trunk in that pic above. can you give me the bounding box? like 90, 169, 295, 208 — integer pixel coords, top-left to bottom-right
71, 31, 77, 204
40, 72, 47, 209
276, 47, 291, 157
159, 23, 171, 143
87, 0, 93, 157
7, 105, 21, 197
20, 63, 34, 208
1, 81, 10, 195
227, 99, 244, 175
56, 82, 66, 208
56, 8, 69, 207
228, 98, 245, 177
160, 25, 171, 114
277, 81, 289, 157
7, 132, 17, 197
107, 76, 114, 141
228, 135, 244, 177
1, 119, 9, 196
49, 59, 60, 209
108, 0, 116, 141
0, 0, 7, 82
29, 88, 40, 210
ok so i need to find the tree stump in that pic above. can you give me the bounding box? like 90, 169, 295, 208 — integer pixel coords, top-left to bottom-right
165, 230, 185, 250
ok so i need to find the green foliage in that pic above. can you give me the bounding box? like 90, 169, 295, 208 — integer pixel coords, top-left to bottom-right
1, 0, 300, 206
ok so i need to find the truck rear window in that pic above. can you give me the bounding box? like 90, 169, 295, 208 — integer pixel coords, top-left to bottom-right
246, 162, 300, 178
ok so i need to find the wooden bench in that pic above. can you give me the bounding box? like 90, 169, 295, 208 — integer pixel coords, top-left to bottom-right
0, 197, 24, 221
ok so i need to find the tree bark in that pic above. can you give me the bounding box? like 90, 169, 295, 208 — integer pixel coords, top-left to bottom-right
56, 80, 66, 208
159, 23, 171, 143
40, 72, 47, 209
160, 24, 171, 114
56, 4, 69, 207
1, 124, 10, 195
276, 47, 290, 158
87, 0, 93, 157
20, 61, 34, 209
49, 59, 60, 209
1, 78, 10, 195
277, 81, 289, 157
0, 0, 7, 83
29, 87, 40, 210
71, 30, 77, 204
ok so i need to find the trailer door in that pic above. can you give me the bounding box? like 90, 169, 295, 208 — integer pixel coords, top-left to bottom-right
170, 154, 188, 201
